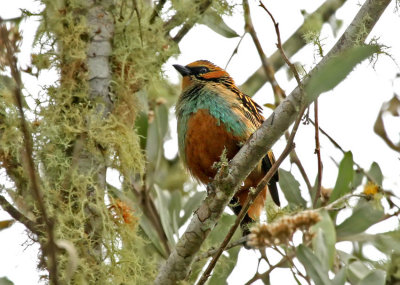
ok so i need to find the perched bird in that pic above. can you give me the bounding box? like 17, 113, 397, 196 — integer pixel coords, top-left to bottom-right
174, 60, 279, 235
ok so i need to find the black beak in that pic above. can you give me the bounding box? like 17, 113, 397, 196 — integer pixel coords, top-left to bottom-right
173, 64, 192, 76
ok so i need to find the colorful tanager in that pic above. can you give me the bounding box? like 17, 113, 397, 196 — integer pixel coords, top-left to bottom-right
174, 60, 280, 234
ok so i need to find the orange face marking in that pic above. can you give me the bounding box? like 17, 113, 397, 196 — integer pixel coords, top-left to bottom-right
201, 70, 229, 80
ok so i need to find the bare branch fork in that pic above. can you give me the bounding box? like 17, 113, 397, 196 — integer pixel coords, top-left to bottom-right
155, 0, 391, 283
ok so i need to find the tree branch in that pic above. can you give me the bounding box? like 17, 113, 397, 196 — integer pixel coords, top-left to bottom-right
240, 0, 347, 96
243, 0, 285, 102
155, 0, 390, 283
313, 99, 323, 207
0, 195, 38, 235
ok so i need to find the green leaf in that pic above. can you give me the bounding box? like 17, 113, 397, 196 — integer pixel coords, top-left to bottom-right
199, 9, 239, 38
331, 267, 346, 285
368, 162, 383, 186
179, 191, 206, 227
329, 152, 354, 203
154, 186, 176, 246
136, 111, 149, 151
373, 231, 400, 254
0, 277, 13, 285
336, 200, 384, 238
139, 214, 167, 258
345, 231, 400, 254
207, 214, 241, 285
207, 214, 238, 245
359, 270, 386, 285
208, 246, 240, 285
347, 261, 370, 284
304, 45, 380, 104
278, 169, 307, 208
168, 191, 182, 234
146, 103, 169, 186
297, 245, 332, 285
312, 210, 336, 270
352, 169, 364, 189
146, 104, 168, 164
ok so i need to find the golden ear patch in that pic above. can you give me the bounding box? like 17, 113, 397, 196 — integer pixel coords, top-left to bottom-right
201, 70, 228, 79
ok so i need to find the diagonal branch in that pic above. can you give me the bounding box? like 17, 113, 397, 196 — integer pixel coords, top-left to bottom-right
0, 195, 39, 235
155, 0, 391, 284
240, 0, 348, 96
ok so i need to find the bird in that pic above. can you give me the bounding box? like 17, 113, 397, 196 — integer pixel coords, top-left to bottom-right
173, 60, 280, 235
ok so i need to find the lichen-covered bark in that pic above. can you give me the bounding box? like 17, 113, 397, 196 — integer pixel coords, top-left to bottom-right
155, 0, 391, 283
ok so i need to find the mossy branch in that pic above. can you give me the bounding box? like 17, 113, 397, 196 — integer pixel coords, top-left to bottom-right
155, 0, 391, 283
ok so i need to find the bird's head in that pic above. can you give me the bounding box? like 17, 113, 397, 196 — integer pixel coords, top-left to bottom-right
173, 60, 235, 90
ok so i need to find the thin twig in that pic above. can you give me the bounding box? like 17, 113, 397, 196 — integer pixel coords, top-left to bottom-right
225, 32, 246, 70
259, 1, 302, 87
308, 119, 381, 185
0, 25, 59, 285
193, 236, 247, 263
0, 195, 38, 235
245, 253, 292, 285
149, 0, 167, 24
258, 1, 313, 197
285, 130, 313, 197
245, 0, 312, 196
313, 100, 323, 207
164, 0, 212, 43
240, 0, 348, 96
243, 0, 286, 102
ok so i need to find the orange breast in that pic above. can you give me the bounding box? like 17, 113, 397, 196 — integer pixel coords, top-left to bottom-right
185, 109, 268, 220
185, 109, 241, 183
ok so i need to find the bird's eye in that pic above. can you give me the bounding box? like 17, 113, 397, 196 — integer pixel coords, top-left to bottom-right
198, 67, 209, 74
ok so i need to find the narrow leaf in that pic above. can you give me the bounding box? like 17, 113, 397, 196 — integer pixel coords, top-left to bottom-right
312, 210, 336, 270
329, 152, 354, 203
359, 270, 386, 285
146, 103, 169, 167
179, 191, 206, 227
336, 200, 384, 238
199, 9, 239, 38
368, 162, 383, 186
0, 220, 15, 231
278, 169, 307, 208
154, 186, 176, 246
297, 245, 332, 285
352, 169, 364, 189
139, 214, 167, 257
0, 277, 14, 285
347, 261, 370, 283
332, 267, 346, 285
305, 45, 380, 104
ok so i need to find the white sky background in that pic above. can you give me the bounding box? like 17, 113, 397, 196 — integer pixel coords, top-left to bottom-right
1, 0, 400, 284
